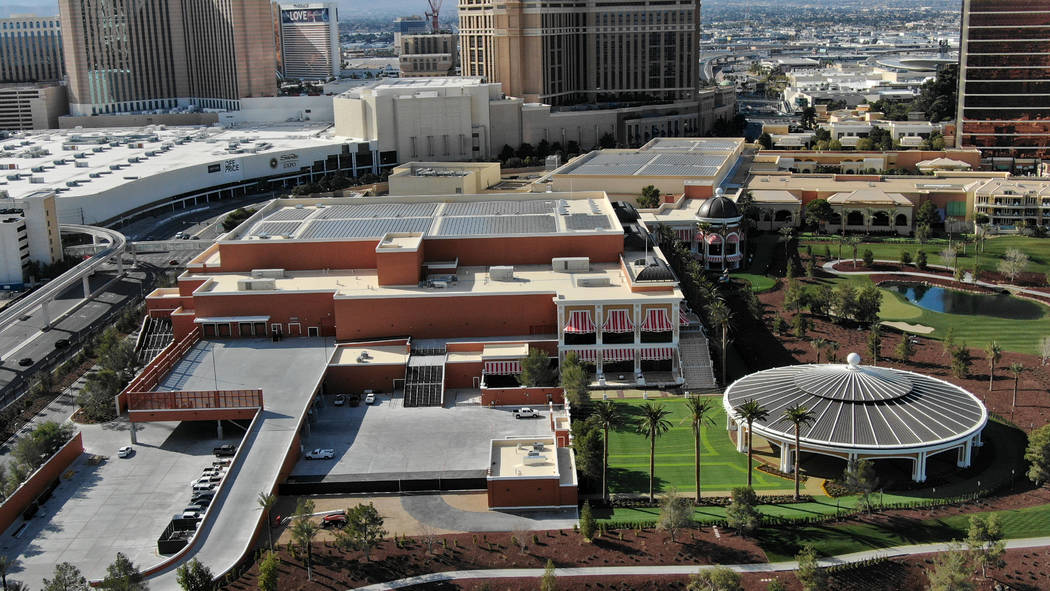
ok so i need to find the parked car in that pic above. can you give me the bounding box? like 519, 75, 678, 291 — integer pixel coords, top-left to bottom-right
304, 448, 334, 460
333, 394, 345, 406
54, 339, 70, 349
213, 444, 236, 457
191, 480, 216, 492
321, 513, 347, 528
117, 446, 133, 458
513, 407, 538, 419
364, 392, 376, 405
17, 357, 32, 367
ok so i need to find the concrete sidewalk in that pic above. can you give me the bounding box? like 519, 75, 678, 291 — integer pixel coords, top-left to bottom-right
353, 535, 1050, 590
822, 259, 1050, 299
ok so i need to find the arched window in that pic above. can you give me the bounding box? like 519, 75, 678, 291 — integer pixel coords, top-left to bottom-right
895, 213, 908, 226
871, 211, 890, 227
846, 211, 864, 226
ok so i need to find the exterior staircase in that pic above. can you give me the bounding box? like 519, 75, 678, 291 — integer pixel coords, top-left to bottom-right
403, 346, 446, 407
679, 330, 718, 392
136, 317, 174, 364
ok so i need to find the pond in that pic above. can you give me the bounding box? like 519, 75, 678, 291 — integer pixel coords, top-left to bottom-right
885, 283, 1045, 320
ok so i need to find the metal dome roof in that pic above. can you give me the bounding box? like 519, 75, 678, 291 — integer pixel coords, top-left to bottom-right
724, 355, 987, 450
695, 195, 741, 221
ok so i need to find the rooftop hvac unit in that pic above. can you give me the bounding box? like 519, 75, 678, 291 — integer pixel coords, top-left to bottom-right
552, 257, 590, 273
75, 162, 89, 168
251, 269, 286, 279
489, 266, 515, 281
576, 275, 612, 288
29, 176, 44, 184
236, 278, 276, 291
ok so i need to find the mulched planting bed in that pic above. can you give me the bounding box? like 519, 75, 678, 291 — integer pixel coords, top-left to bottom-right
222, 527, 767, 591
417, 573, 800, 590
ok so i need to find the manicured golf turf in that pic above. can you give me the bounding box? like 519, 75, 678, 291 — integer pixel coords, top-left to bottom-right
802, 235, 1050, 276
606, 396, 790, 494
878, 285, 1050, 355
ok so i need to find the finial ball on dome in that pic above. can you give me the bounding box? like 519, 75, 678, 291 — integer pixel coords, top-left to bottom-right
847, 352, 861, 367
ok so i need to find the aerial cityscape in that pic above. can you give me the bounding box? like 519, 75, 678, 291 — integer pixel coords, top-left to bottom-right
0, 0, 1049, 589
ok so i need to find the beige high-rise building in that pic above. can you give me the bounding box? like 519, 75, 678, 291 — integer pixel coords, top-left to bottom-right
459, 0, 700, 105
0, 15, 64, 83
59, 0, 278, 116
399, 33, 458, 77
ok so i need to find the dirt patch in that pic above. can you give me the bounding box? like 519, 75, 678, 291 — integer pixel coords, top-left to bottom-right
225, 527, 767, 591
426, 573, 799, 591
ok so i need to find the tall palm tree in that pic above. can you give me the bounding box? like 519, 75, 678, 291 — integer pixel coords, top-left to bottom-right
0, 555, 12, 591
986, 341, 1002, 391
778, 226, 794, 258
706, 298, 733, 385
636, 402, 673, 502
847, 235, 862, 269
811, 337, 828, 364
257, 491, 277, 550
684, 396, 714, 504
782, 405, 816, 500
592, 400, 623, 503
837, 232, 847, 261
1010, 362, 1024, 410
827, 340, 840, 363
735, 399, 770, 487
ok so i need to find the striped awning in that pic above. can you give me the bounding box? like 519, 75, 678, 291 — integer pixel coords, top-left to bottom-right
727, 233, 740, 243
705, 233, 722, 244
679, 310, 691, 326
603, 348, 635, 363
640, 347, 674, 361
603, 309, 634, 333
564, 310, 596, 334
641, 308, 674, 332
484, 360, 522, 375
570, 349, 599, 363
675, 228, 695, 242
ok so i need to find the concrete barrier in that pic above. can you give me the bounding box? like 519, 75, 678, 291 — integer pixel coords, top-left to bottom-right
0, 433, 84, 535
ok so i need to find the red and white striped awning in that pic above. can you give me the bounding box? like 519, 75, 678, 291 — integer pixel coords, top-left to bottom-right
679, 310, 691, 326
639, 347, 674, 361
641, 308, 674, 332
484, 360, 522, 375
705, 233, 722, 244
675, 228, 695, 242
603, 348, 635, 363
570, 349, 599, 363
727, 233, 740, 243
564, 310, 596, 334
603, 309, 634, 333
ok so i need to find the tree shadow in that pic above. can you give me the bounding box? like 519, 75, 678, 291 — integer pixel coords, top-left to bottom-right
608, 467, 669, 497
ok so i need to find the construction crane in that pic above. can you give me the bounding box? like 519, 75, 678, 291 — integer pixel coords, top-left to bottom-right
425, 0, 442, 33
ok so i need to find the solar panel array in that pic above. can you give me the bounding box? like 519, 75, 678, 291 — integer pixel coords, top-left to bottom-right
565, 214, 613, 231
247, 221, 303, 237
435, 214, 557, 236
298, 217, 433, 239
442, 199, 554, 216
265, 208, 315, 221
316, 202, 439, 219
565, 150, 728, 177
643, 138, 740, 153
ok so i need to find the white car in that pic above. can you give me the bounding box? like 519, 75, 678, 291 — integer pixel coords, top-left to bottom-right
333, 394, 345, 406
304, 448, 334, 460
514, 407, 538, 419
364, 392, 376, 405
117, 446, 133, 458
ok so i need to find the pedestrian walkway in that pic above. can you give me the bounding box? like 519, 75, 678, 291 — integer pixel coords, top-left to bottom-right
353, 535, 1050, 590
400, 494, 578, 533
822, 259, 1050, 299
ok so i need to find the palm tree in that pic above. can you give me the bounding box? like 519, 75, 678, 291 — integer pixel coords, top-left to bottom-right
1010, 362, 1024, 410
837, 232, 847, 261
985, 341, 1002, 392
782, 405, 816, 500
290, 509, 319, 581
706, 298, 733, 385
735, 399, 770, 487
684, 396, 714, 504
592, 400, 623, 503
636, 402, 673, 502
847, 236, 862, 269
0, 555, 12, 591
778, 226, 794, 258
827, 340, 840, 363
257, 491, 277, 550
811, 337, 828, 364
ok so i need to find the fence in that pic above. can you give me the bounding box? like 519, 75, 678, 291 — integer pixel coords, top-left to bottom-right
0, 433, 83, 534
127, 389, 262, 411
115, 328, 200, 412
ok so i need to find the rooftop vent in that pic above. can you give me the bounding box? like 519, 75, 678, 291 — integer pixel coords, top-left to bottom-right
236, 278, 276, 291
552, 257, 590, 273
250, 269, 286, 279
489, 266, 515, 281
576, 275, 612, 287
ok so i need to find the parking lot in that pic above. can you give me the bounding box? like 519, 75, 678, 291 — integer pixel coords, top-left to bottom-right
292, 394, 555, 481
1, 419, 243, 589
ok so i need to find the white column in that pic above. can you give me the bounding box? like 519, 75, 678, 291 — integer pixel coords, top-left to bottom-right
594, 305, 603, 347
82, 274, 91, 298
957, 440, 973, 468
735, 420, 747, 453
974, 430, 984, 447
912, 451, 927, 483
779, 442, 793, 473
40, 300, 50, 329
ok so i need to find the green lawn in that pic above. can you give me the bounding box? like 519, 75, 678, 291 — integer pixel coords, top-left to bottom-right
802, 235, 1050, 276
733, 273, 778, 294
759, 503, 1050, 561
878, 284, 1050, 355
606, 396, 790, 495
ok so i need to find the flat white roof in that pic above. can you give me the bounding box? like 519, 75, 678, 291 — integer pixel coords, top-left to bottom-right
0, 123, 350, 200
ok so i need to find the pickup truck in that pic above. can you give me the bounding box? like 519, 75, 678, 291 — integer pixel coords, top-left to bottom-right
513, 408, 539, 419
213, 444, 236, 457
304, 448, 335, 460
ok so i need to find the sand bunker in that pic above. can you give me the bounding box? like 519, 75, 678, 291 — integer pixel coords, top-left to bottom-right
883, 321, 935, 334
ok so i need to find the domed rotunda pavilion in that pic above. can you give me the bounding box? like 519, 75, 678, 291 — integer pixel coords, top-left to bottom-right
723, 354, 987, 483
695, 187, 744, 271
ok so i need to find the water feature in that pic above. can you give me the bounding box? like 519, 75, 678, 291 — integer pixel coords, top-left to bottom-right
885, 283, 1045, 320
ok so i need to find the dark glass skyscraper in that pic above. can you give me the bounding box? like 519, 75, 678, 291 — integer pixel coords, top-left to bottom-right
956, 0, 1050, 167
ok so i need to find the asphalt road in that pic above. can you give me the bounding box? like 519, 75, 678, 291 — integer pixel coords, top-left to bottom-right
117, 192, 276, 242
